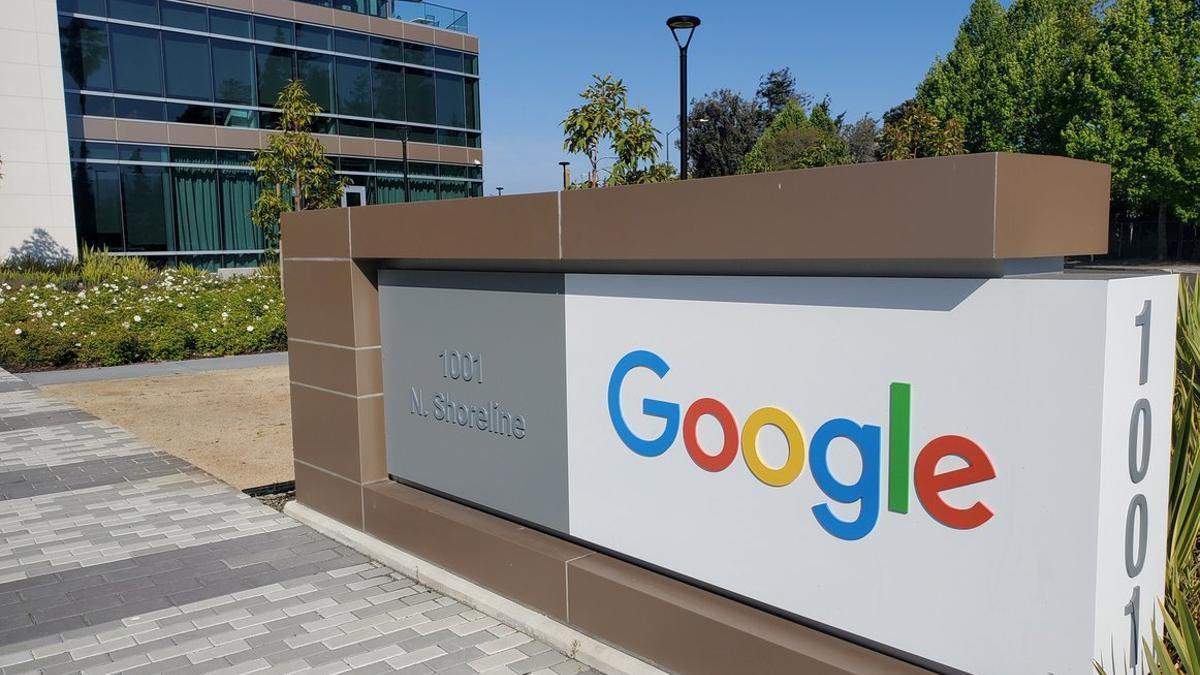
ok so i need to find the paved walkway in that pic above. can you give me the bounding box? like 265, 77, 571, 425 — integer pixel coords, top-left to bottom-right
0, 368, 595, 675
17, 352, 289, 387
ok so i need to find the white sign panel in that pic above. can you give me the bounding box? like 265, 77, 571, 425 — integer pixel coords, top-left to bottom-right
562, 273, 1175, 675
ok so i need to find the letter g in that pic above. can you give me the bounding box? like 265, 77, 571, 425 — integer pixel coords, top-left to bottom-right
608, 350, 680, 457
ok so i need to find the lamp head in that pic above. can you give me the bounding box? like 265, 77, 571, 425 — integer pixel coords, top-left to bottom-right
666, 15, 701, 49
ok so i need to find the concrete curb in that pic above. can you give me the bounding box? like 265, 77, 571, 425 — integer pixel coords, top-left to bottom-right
283, 501, 665, 675
18, 351, 288, 386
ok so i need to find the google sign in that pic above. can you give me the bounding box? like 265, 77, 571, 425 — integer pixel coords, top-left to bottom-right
607, 349, 996, 541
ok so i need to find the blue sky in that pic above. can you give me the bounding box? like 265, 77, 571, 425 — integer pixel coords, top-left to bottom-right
461, 1, 979, 194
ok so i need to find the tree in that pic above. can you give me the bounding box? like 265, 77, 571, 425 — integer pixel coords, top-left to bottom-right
251, 80, 347, 252
756, 68, 811, 117
842, 115, 880, 163
739, 99, 850, 174
877, 100, 966, 161
1064, 0, 1200, 259
684, 89, 762, 178
562, 74, 669, 188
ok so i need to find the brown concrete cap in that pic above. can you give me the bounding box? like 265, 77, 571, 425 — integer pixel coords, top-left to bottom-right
284, 153, 1109, 265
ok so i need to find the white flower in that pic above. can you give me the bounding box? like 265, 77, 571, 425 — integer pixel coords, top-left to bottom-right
246, 325, 254, 332
13, 328, 21, 335
133, 315, 141, 323
211, 328, 217, 333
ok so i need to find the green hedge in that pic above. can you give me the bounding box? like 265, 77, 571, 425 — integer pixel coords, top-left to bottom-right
0, 268, 286, 370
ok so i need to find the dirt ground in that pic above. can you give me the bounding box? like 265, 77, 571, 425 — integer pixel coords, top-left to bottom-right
42, 366, 293, 490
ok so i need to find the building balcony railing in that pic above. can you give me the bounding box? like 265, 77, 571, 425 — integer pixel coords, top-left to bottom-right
298, 0, 469, 34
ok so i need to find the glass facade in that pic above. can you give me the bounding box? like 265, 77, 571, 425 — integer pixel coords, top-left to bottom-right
57, 0, 482, 265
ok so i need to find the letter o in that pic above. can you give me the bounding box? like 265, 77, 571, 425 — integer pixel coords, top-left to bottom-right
741, 407, 806, 487
683, 398, 738, 472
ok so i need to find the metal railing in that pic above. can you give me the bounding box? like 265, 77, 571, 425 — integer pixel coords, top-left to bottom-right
391, 0, 469, 33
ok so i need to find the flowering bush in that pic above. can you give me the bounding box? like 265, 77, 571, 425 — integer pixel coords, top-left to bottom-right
0, 268, 286, 370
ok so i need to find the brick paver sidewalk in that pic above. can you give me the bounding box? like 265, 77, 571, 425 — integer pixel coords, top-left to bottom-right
0, 368, 596, 675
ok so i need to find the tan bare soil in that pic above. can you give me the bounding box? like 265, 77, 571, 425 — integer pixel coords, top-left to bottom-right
42, 366, 293, 490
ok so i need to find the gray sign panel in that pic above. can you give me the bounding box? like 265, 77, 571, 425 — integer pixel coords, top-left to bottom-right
378, 270, 569, 532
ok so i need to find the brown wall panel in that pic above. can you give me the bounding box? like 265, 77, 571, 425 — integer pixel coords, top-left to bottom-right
295, 460, 363, 530
281, 207, 350, 258
348, 192, 560, 260
438, 146, 470, 165
994, 153, 1110, 257
166, 123, 217, 147
434, 30, 465, 50
251, 0, 293, 19
282, 259, 357, 345
290, 384, 364, 481
115, 120, 170, 144
288, 340, 382, 396
561, 154, 999, 261
202, 0, 253, 11
368, 16, 406, 40
462, 34, 479, 54
292, 1, 333, 25
363, 482, 589, 620
216, 128, 262, 150
406, 142, 440, 162
78, 116, 116, 141
332, 7, 371, 31
403, 23, 437, 46
339, 136, 374, 157
567, 555, 931, 675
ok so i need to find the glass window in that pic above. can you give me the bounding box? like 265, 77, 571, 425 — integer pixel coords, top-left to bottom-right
59, 0, 108, 14
160, 2, 207, 30
408, 127, 437, 144
259, 111, 282, 129
437, 130, 465, 146
333, 30, 368, 56
439, 164, 466, 178
119, 144, 168, 161
217, 150, 255, 166
297, 52, 335, 114
372, 175, 407, 204
464, 53, 478, 75
171, 148, 217, 164
59, 17, 112, 92
114, 97, 165, 121
109, 25, 162, 96
338, 157, 372, 172
73, 164, 124, 250
310, 116, 336, 133
163, 33, 212, 101
410, 176, 437, 201
370, 37, 403, 62
255, 46, 294, 107
108, 0, 157, 23
465, 77, 479, 129
254, 17, 293, 45
209, 9, 250, 38
371, 62, 404, 122
467, 165, 482, 180
469, 182, 483, 198
404, 69, 434, 125
220, 171, 262, 250
335, 57, 371, 117
167, 103, 214, 125
66, 93, 115, 117
173, 167, 220, 251
211, 39, 255, 106
375, 159, 405, 175
435, 73, 465, 128
435, 48, 462, 73
409, 162, 438, 176
466, 132, 481, 148
121, 165, 173, 251
70, 141, 118, 160
373, 122, 406, 141
214, 107, 258, 128
439, 180, 468, 200
404, 42, 433, 67
295, 24, 332, 51
338, 119, 372, 137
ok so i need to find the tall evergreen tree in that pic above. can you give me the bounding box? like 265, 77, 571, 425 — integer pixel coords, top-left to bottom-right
684, 89, 762, 178
1064, 0, 1200, 259
738, 100, 850, 174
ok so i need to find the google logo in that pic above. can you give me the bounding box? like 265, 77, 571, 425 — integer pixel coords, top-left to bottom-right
607, 350, 997, 541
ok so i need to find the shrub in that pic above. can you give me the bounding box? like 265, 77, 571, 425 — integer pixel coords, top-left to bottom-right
0, 262, 286, 370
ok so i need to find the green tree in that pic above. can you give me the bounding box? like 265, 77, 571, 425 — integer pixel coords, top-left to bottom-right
739, 99, 850, 174
1064, 0, 1200, 259
877, 100, 966, 161
562, 74, 669, 188
842, 115, 880, 163
684, 89, 763, 177
251, 80, 347, 252
756, 67, 811, 118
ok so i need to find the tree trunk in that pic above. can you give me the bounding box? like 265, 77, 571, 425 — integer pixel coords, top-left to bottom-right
1156, 202, 1168, 261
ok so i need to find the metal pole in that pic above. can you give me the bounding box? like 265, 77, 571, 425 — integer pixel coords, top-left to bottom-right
679, 47, 688, 180
402, 127, 412, 202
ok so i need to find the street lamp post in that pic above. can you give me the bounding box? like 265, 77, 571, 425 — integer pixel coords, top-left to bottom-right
664, 118, 707, 173
401, 126, 411, 202
667, 15, 701, 180
558, 161, 570, 189
496, 187, 504, 196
